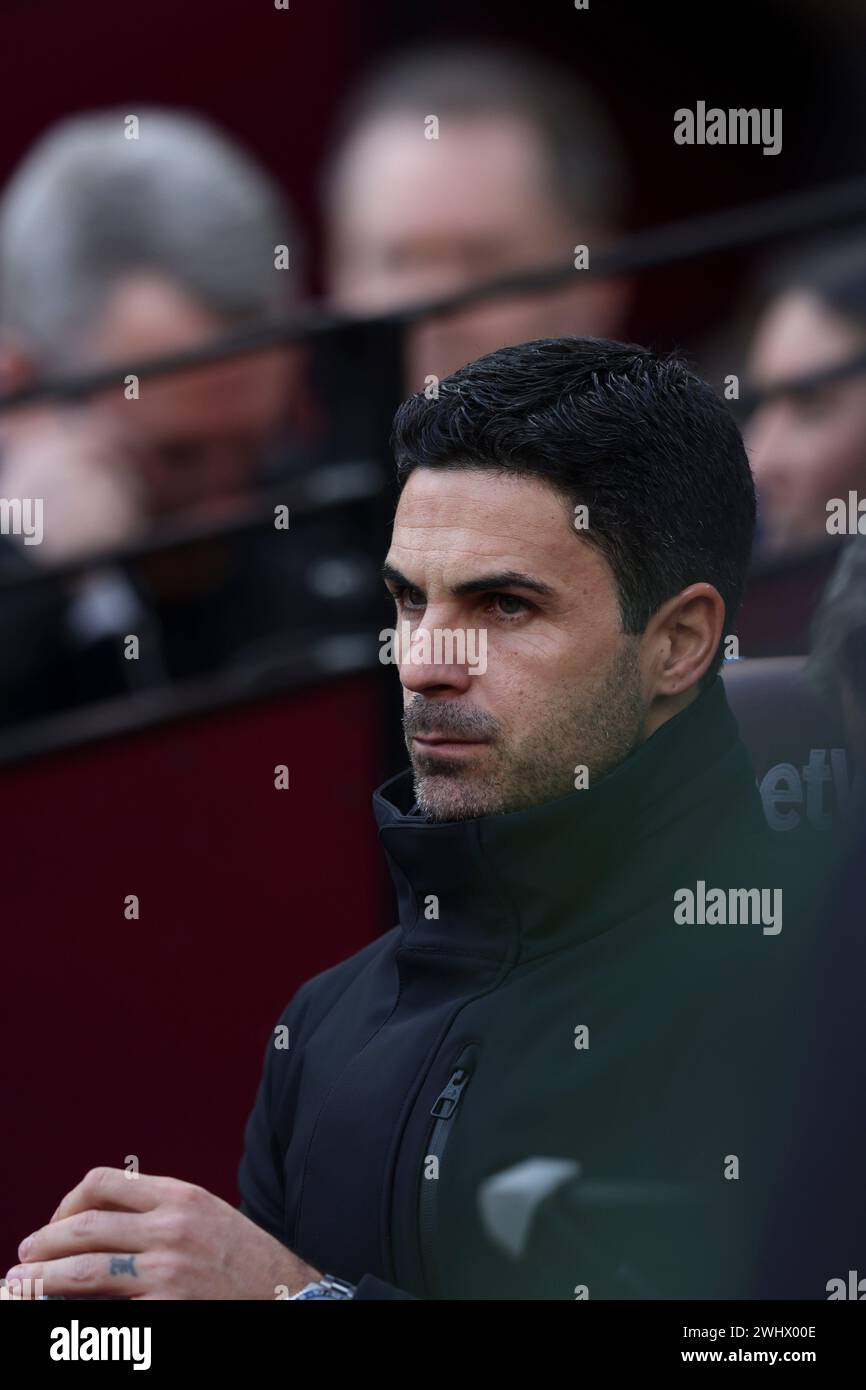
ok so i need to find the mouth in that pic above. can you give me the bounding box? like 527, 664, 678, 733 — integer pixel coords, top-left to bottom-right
412, 735, 491, 754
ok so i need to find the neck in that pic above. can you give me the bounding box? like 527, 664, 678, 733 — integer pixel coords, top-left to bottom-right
641, 683, 700, 742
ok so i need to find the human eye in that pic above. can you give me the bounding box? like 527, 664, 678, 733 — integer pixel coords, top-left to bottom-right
791, 385, 836, 423
485, 593, 534, 623
391, 583, 426, 612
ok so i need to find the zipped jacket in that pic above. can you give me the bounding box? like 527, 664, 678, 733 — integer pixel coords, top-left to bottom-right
238, 678, 811, 1299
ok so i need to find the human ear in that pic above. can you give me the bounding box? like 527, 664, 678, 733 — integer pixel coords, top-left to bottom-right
642, 583, 726, 698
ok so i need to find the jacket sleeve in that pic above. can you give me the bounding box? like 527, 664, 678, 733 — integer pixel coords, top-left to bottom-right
351, 1275, 418, 1300
237, 1009, 291, 1243
238, 982, 422, 1300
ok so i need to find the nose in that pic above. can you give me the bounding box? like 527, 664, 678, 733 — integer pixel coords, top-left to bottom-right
396, 616, 480, 698
747, 404, 792, 496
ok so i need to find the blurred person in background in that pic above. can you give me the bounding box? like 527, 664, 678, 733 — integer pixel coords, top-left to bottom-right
756, 537, 866, 1297
0, 107, 302, 553
322, 44, 632, 389
0, 108, 380, 724
746, 237, 866, 559
808, 535, 866, 788
737, 237, 866, 656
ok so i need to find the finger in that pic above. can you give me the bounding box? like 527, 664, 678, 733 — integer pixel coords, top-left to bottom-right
19, 1210, 154, 1263
5, 1252, 150, 1299
50, 1168, 177, 1223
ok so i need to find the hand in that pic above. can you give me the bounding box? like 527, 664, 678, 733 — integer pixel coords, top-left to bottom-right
0, 408, 143, 564
4, 1167, 321, 1300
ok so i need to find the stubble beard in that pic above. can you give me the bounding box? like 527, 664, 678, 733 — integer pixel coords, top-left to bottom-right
406, 639, 647, 822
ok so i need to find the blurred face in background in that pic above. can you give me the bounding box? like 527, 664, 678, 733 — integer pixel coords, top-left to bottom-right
326, 113, 628, 387
746, 288, 866, 556
0, 269, 297, 572
81, 271, 296, 521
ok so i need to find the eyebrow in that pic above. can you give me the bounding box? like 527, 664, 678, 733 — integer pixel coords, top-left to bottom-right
381, 562, 556, 600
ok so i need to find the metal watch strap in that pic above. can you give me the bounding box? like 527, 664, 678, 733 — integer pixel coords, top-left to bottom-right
290, 1273, 357, 1300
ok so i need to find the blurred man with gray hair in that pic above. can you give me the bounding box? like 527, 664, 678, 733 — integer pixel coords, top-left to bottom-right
0, 106, 301, 552
0, 108, 379, 724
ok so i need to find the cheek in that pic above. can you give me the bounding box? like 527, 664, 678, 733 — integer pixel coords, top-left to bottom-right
817, 413, 866, 491
490, 622, 618, 702
791, 423, 865, 503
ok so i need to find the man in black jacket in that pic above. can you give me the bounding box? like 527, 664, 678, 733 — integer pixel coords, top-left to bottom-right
5, 338, 819, 1301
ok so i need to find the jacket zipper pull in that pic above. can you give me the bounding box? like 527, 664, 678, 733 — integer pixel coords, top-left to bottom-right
430, 1068, 469, 1119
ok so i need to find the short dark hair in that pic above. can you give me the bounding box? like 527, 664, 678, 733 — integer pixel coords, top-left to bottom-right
323, 44, 627, 230
391, 337, 757, 683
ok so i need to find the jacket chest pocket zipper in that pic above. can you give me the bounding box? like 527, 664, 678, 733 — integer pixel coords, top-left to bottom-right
417, 1043, 478, 1297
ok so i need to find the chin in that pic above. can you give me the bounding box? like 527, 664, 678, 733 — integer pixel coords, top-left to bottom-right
415, 772, 503, 823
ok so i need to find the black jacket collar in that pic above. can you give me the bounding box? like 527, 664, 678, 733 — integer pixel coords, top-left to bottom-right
372, 678, 764, 965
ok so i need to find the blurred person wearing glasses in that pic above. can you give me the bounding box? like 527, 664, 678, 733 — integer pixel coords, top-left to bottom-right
739, 237, 866, 655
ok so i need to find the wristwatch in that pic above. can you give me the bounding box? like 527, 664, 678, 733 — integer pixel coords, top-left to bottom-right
290, 1273, 357, 1300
